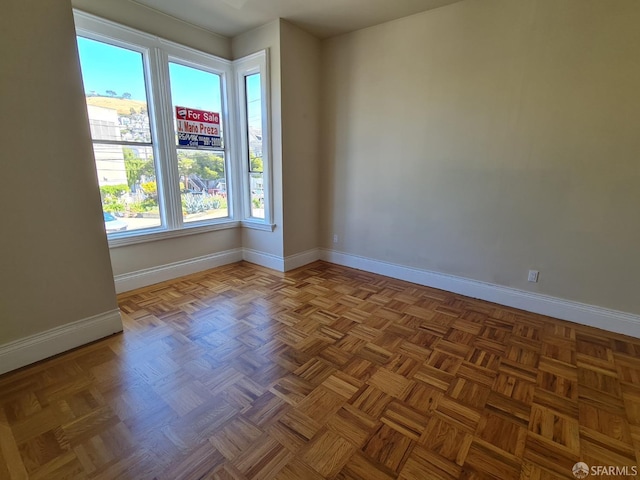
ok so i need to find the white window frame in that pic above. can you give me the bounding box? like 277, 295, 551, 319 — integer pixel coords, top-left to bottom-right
235, 51, 273, 229
74, 11, 273, 247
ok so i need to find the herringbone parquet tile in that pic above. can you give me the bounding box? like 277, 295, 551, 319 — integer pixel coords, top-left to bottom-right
1, 261, 639, 479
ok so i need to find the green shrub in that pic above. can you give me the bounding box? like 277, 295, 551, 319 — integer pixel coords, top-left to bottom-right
209, 197, 221, 210
181, 193, 227, 214
215, 196, 228, 210
141, 197, 158, 211
206, 195, 227, 211
128, 202, 146, 214
102, 197, 125, 213
100, 184, 129, 199
182, 193, 205, 214
128, 198, 158, 214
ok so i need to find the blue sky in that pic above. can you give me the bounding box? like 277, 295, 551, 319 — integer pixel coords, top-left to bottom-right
77, 37, 149, 101
168, 62, 221, 112
77, 36, 262, 119
245, 73, 262, 128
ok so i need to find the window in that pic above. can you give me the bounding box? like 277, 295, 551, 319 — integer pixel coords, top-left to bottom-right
236, 53, 271, 224
246, 73, 264, 219
168, 62, 229, 223
74, 11, 271, 244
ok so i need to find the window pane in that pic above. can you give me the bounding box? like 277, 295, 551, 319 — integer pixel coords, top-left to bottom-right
77, 37, 152, 143
245, 74, 264, 219
169, 63, 223, 147
246, 73, 263, 172
177, 150, 228, 223
94, 144, 161, 233
250, 173, 264, 219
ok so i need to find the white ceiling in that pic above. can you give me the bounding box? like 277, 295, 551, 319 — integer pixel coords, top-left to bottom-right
131, 0, 465, 39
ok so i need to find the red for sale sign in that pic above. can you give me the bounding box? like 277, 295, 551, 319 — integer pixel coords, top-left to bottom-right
175, 106, 221, 149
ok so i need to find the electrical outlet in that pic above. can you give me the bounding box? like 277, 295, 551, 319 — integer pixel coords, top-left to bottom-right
528, 270, 539, 283
333, 234, 338, 244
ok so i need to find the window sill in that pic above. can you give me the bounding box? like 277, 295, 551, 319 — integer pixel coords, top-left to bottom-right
241, 220, 276, 232
107, 220, 241, 248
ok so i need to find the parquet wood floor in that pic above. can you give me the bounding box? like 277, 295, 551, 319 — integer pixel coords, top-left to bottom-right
1, 261, 639, 479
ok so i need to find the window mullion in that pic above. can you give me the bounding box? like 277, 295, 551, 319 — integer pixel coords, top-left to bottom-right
224, 69, 242, 221
261, 51, 273, 225
149, 47, 183, 230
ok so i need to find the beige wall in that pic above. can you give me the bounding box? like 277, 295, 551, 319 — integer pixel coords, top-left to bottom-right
233, 21, 285, 257
0, 0, 119, 344
72, 0, 231, 58
233, 20, 322, 260
109, 229, 241, 276
321, 0, 640, 314
280, 21, 321, 257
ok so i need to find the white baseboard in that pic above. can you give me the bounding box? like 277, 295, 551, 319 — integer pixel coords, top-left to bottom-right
284, 248, 321, 272
6, 248, 636, 377
0, 309, 123, 375
321, 249, 640, 339
114, 248, 243, 293
242, 248, 285, 271
113, 247, 320, 291
243, 248, 321, 272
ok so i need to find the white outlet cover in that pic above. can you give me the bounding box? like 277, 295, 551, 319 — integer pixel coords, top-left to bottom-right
528, 270, 539, 283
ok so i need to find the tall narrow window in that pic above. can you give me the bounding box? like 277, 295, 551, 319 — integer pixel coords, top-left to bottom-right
76, 37, 161, 233
236, 51, 270, 226
245, 73, 264, 219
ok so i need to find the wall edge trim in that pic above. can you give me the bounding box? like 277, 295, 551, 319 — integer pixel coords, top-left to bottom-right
0, 309, 123, 375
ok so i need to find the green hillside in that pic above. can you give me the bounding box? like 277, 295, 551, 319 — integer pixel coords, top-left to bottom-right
86, 96, 147, 116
